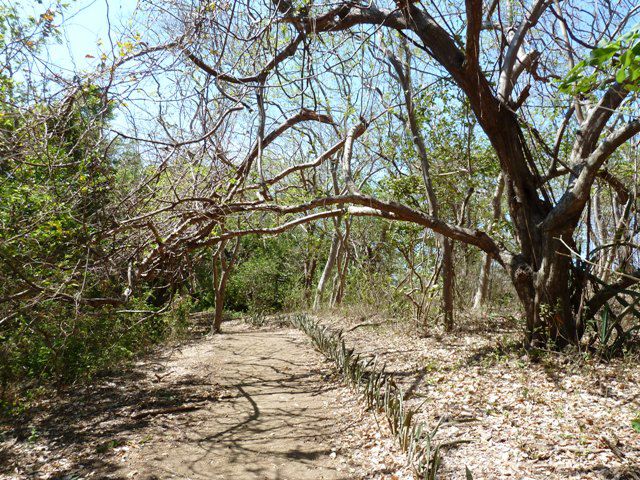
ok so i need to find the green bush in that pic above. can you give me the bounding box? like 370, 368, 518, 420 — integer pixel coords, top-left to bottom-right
0, 295, 191, 415
225, 235, 305, 314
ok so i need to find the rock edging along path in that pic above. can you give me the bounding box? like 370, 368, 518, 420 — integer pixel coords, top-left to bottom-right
112, 320, 407, 479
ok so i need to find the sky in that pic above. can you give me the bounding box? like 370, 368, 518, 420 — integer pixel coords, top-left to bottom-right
20, 0, 139, 74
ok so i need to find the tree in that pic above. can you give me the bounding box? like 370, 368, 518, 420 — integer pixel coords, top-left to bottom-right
107, 0, 639, 348
473, 174, 505, 309
211, 238, 240, 333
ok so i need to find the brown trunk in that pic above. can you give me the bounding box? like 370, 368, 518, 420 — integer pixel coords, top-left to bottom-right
331, 248, 350, 307
330, 220, 351, 307
211, 238, 240, 334
533, 236, 582, 347
511, 235, 584, 349
509, 257, 541, 348
213, 288, 225, 334
212, 270, 232, 334
303, 258, 317, 304
442, 237, 455, 331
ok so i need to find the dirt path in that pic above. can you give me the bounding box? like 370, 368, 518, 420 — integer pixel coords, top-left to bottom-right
2, 321, 407, 480
110, 320, 411, 480
116, 323, 358, 479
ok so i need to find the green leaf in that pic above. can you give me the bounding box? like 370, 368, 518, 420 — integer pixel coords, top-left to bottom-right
560, 24, 640, 94
633, 416, 640, 433
589, 45, 618, 64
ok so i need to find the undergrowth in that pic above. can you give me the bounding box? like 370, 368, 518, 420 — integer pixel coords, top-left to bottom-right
0, 295, 192, 417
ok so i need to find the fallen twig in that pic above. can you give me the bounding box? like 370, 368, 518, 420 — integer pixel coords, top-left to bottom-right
346, 321, 386, 332
131, 404, 202, 419
601, 436, 625, 460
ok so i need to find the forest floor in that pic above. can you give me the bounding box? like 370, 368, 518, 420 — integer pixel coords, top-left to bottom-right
321, 309, 640, 480
2, 313, 639, 480
0, 320, 408, 480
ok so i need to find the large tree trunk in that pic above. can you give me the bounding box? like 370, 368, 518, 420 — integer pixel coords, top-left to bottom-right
511, 234, 585, 348
537, 235, 586, 347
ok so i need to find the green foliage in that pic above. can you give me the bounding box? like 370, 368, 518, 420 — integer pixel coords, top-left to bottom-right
559, 24, 640, 94
381, 174, 424, 203
0, 295, 191, 415
224, 235, 306, 313
632, 414, 640, 433
0, 15, 191, 413
1, 86, 115, 280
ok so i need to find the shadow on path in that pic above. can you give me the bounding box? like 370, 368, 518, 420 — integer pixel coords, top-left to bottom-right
1, 322, 358, 479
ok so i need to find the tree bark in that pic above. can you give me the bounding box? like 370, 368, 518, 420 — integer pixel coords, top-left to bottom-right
212, 238, 241, 334
533, 235, 581, 347
442, 237, 455, 331
330, 219, 351, 307
212, 287, 226, 334
313, 224, 341, 310
472, 253, 493, 310
473, 175, 504, 309
303, 257, 317, 304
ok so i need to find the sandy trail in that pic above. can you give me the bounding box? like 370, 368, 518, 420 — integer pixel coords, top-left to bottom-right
117, 322, 363, 480
3, 320, 406, 480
